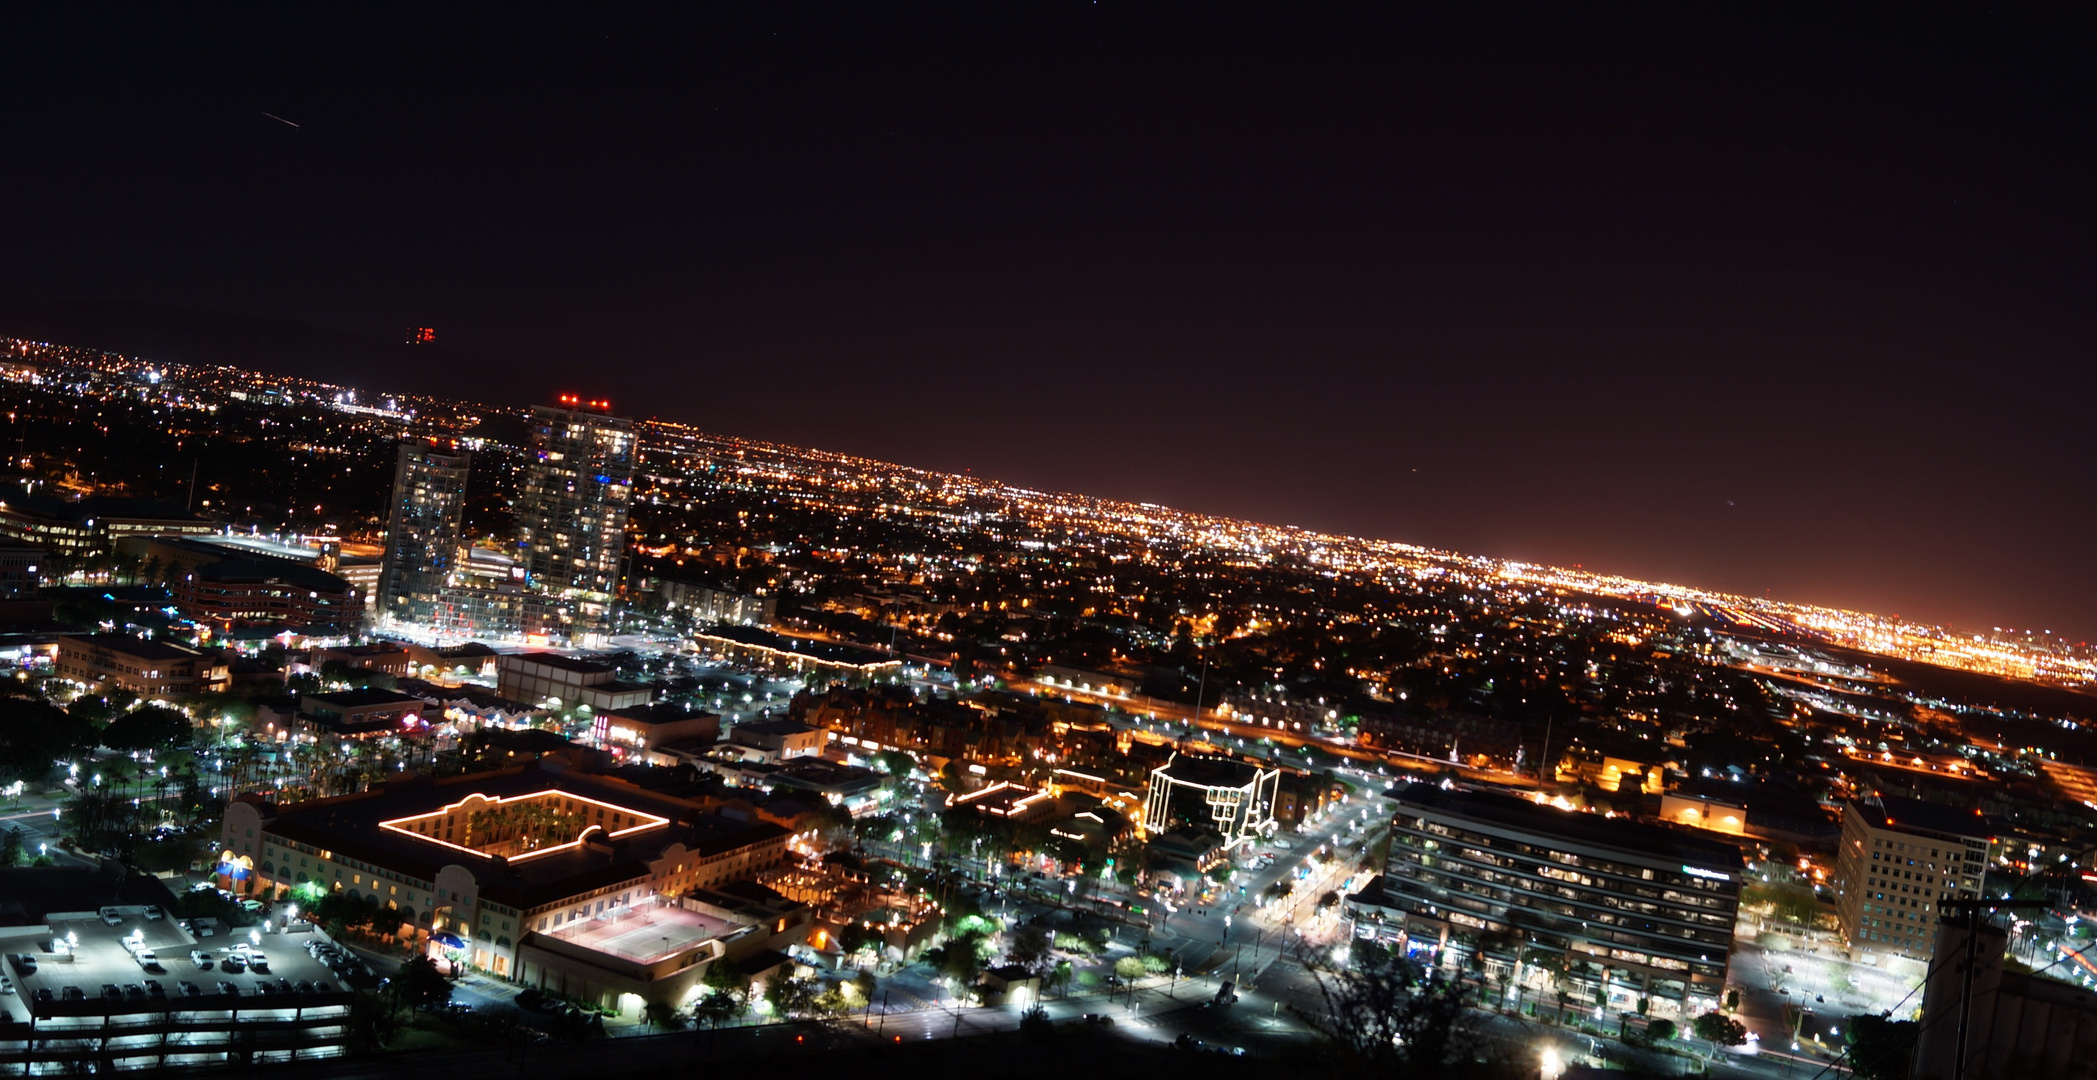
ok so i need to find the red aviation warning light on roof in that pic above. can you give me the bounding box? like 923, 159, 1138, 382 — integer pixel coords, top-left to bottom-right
556, 394, 612, 411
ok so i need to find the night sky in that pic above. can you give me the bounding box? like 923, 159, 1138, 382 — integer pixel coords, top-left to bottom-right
2, 8, 2091, 639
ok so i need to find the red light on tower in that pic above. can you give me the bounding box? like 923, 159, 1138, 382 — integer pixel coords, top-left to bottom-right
558, 393, 580, 406
405, 327, 436, 345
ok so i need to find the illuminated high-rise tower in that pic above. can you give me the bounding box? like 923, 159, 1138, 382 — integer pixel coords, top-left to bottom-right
377, 441, 471, 629
515, 396, 634, 639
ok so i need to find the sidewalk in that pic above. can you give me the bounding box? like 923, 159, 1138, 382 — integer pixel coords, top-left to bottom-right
452, 967, 521, 1005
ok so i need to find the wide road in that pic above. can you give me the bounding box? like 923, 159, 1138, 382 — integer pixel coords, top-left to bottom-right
1, 799, 98, 868
1025, 679, 1533, 787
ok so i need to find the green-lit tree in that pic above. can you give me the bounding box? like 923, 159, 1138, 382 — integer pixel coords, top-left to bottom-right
765, 970, 823, 1018
694, 959, 749, 1028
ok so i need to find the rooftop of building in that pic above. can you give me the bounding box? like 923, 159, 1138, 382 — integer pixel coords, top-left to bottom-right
0, 486, 204, 525
0, 866, 178, 927
318, 642, 406, 657
300, 687, 425, 709
1154, 753, 1272, 789
502, 651, 616, 675
0, 904, 349, 1021
698, 624, 898, 667
395, 681, 540, 715
478, 727, 590, 756
542, 901, 736, 965
242, 760, 786, 911
1388, 783, 1747, 871
46, 585, 173, 607
772, 757, 882, 790
604, 702, 719, 727
684, 879, 795, 921
732, 718, 817, 737
188, 556, 350, 592
63, 633, 205, 661
1852, 796, 1992, 840
187, 534, 325, 562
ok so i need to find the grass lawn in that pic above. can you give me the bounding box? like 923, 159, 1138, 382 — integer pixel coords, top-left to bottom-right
389, 1013, 501, 1052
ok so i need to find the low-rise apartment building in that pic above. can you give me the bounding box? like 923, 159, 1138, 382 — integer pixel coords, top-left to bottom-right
54, 634, 229, 698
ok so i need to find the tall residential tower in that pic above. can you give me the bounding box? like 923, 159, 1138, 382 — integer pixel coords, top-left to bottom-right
515, 396, 634, 640
377, 441, 471, 629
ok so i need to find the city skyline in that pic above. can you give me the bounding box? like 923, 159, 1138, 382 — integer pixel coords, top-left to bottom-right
4, 334, 2090, 696
0, 7, 2091, 644
0, 10, 2093, 1072
0, 320, 2091, 1076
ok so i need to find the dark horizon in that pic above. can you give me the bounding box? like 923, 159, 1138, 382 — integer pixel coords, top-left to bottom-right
2, 7, 2091, 639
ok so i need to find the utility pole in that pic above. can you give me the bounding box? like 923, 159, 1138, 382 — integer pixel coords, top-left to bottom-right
1942, 898, 2046, 1080
1190, 652, 1210, 735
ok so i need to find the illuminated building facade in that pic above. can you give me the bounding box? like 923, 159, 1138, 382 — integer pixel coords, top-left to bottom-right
1832, 797, 1989, 963
173, 556, 360, 633
725, 718, 825, 763
657, 577, 776, 625
294, 687, 426, 740
54, 633, 230, 698
515, 399, 633, 640
217, 760, 792, 984
377, 441, 470, 628
0, 487, 211, 554
594, 702, 720, 764
1659, 791, 1748, 836
0, 543, 39, 598
496, 651, 652, 712
1142, 752, 1279, 849
430, 581, 558, 644
1354, 784, 1741, 1015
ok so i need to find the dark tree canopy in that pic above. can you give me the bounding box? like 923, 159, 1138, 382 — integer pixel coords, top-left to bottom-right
100, 705, 194, 752
0, 696, 94, 781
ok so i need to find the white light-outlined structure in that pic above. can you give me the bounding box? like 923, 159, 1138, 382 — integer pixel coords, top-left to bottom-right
379, 789, 669, 864
1143, 752, 1279, 849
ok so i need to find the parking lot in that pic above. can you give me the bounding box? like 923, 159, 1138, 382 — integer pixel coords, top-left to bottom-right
1729, 932, 1924, 1054
2, 904, 352, 1019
